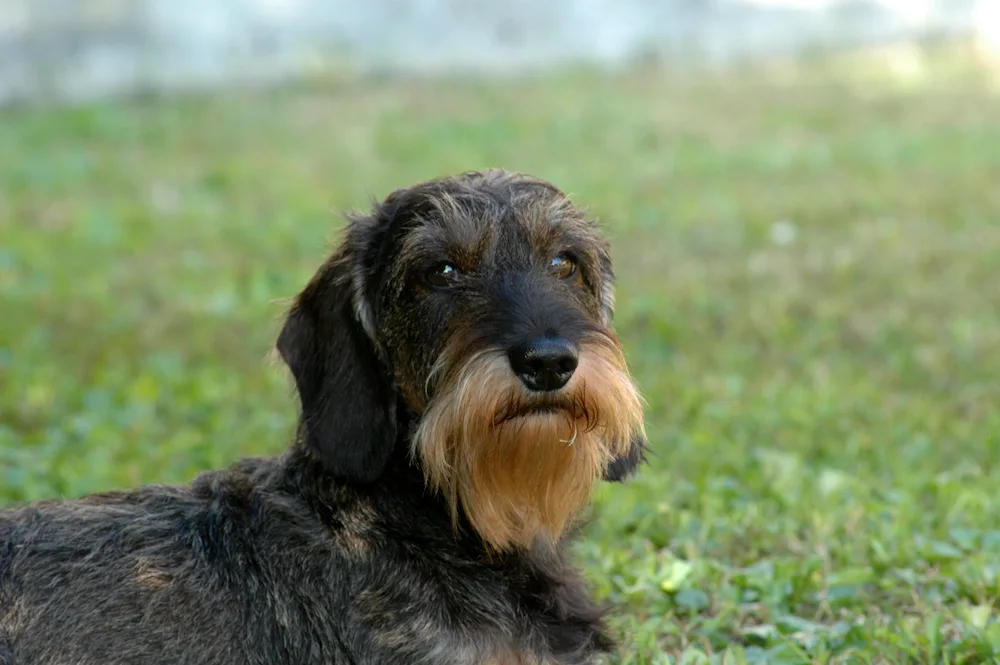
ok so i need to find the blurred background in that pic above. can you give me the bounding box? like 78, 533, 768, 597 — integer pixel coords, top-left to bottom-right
2, 2, 999, 663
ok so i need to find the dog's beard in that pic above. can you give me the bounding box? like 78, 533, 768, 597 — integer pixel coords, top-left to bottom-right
413, 335, 645, 552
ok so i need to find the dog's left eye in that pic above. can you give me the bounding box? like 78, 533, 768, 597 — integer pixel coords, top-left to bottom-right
549, 254, 577, 280
424, 262, 459, 288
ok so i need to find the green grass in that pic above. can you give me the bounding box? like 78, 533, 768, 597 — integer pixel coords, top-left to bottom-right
3, 43, 1000, 664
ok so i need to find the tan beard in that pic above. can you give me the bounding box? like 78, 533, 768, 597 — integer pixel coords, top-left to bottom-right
413, 335, 645, 552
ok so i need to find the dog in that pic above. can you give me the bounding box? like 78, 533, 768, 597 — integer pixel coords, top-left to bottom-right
0, 169, 647, 665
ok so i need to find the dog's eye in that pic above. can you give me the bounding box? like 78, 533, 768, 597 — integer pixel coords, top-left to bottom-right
424, 262, 459, 287
549, 254, 577, 280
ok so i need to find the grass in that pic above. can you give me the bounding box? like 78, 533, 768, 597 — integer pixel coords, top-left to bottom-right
2, 41, 1000, 664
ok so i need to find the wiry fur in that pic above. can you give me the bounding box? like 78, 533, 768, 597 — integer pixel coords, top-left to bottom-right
417, 335, 644, 552
0, 169, 647, 665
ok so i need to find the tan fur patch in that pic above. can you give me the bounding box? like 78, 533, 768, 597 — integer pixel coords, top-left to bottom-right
414, 334, 645, 551
133, 557, 172, 590
333, 499, 376, 555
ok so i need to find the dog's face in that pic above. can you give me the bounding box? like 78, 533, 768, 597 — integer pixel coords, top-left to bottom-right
278, 170, 646, 551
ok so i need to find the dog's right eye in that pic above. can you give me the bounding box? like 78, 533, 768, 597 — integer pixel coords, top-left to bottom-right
423, 263, 459, 288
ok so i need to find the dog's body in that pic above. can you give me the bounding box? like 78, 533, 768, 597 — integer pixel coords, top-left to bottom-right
1, 452, 609, 664
1, 170, 646, 665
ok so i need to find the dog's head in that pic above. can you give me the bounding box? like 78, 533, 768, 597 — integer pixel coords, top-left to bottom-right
277, 169, 646, 550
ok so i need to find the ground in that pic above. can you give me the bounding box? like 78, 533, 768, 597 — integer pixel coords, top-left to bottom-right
2, 42, 999, 665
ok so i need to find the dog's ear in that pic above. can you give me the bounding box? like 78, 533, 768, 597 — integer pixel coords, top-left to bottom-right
277, 253, 398, 483
604, 438, 647, 482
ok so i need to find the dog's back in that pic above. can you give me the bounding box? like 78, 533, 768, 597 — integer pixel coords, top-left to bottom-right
2, 478, 236, 664
0, 457, 359, 665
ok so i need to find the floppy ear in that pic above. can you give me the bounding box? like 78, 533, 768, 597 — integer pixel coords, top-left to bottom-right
604, 438, 647, 482
594, 239, 648, 482
277, 253, 398, 483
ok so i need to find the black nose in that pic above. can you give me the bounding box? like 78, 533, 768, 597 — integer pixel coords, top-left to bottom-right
508, 337, 579, 392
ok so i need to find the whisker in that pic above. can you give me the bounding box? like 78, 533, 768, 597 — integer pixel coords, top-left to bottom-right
559, 421, 579, 446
